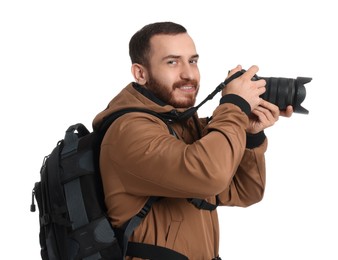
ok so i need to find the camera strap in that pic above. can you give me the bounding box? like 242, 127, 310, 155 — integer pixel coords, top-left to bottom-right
162, 70, 244, 122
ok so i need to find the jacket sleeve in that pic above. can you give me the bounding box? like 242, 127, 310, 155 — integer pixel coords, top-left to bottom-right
217, 138, 267, 207
100, 102, 264, 201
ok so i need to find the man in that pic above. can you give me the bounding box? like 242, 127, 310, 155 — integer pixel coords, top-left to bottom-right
93, 22, 292, 260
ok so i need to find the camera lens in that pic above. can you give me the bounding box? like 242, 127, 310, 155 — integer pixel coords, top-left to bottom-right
257, 76, 311, 114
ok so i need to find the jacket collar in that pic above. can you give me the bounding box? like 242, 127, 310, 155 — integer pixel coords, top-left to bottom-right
132, 82, 168, 107
132, 82, 198, 122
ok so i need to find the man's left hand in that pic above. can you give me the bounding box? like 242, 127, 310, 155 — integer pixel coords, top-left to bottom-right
246, 100, 293, 134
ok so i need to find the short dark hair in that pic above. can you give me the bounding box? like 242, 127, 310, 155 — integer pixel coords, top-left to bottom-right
129, 22, 187, 67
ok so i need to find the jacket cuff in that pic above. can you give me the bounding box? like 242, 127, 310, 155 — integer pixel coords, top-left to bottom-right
220, 94, 251, 116
246, 131, 266, 149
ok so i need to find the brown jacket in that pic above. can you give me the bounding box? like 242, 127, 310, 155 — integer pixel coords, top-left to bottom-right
92, 83, 267, 259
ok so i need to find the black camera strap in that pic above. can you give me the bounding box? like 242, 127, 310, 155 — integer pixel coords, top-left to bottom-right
161, 70, 244, 122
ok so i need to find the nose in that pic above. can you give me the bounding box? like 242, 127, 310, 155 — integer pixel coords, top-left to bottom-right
180, 62, 195, 80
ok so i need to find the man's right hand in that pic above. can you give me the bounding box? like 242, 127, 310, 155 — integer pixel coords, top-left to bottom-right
222, 65, 266, 111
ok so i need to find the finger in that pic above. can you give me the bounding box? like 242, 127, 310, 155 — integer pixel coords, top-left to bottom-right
252, 108, 276, 128
257, 102, 281, 123
254, 83, 267, 96
280, 105, 293, 117
259, 99, 280, 119
241, 65, 259, 81
227, 65, 242, 78
252, 106, 271, 122
254, 78, 267, 88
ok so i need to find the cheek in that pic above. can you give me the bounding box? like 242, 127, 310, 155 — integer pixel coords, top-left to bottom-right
159, 76, 178, 91
150, 67, 173, 83
160, 70, 177, 85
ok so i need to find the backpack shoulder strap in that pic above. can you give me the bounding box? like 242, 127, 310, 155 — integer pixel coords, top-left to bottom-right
98, 107, 177, 137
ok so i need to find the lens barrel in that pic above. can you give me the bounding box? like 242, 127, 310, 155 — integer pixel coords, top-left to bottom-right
256, 75, 311, 114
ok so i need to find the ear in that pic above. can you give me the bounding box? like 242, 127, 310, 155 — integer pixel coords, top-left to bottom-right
131, 63, 148, 85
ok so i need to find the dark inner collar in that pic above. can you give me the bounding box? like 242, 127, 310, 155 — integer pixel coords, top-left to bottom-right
132, 82, 167, 107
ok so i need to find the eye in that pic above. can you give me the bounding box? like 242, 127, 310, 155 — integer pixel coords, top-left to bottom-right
189, 58, 198, 64
167, 60, 178, 65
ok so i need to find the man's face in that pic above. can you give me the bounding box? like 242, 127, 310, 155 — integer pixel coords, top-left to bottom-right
144, 33, 200, 108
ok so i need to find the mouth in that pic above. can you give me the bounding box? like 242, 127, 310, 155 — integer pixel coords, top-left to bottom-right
177, 85, 196, 92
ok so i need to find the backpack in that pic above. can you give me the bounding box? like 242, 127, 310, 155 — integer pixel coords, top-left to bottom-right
30, 108, 189, 260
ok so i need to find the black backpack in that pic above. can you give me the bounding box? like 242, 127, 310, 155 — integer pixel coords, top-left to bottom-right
30, 108, 188, 260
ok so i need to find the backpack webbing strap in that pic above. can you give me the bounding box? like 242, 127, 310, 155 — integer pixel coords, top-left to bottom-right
61, 125, 91, 230
64, 179, 89, 229
98, 107, 178, 139
127, 242, 188, 260
187, 197, 219, 211
121, 198, 188, 260
62, 166, 103, 260
61, 124, 116, 260
122, 196, 159, 257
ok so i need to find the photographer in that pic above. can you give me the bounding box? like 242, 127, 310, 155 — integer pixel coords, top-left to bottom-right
93, 21, 293, 260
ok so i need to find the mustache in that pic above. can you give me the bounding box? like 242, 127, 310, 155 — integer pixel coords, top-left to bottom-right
173, 80, 198, 89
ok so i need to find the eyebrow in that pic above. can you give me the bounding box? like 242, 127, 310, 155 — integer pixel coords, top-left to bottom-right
162, 54, 199, 61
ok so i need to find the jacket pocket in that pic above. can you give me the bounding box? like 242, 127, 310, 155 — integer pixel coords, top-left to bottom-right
165, 220, 181, 248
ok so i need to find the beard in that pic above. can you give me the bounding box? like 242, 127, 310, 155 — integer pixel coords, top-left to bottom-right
145, 73, 199, 109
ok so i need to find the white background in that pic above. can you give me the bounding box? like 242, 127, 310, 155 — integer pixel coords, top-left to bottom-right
1, 0, 337, 259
